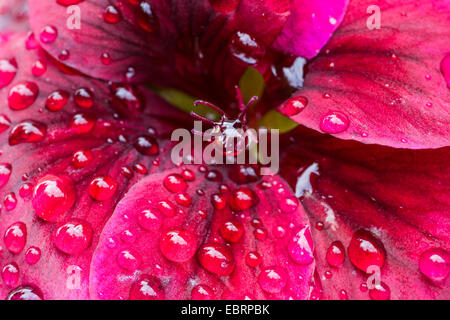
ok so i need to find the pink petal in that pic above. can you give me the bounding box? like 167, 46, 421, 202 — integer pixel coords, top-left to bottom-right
90, 166, 314, 300
0, 33, 188, 299
278, 0, 450, 149
280, 126, 450, 299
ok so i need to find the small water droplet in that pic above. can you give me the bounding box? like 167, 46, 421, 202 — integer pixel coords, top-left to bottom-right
25, 246, 41, 264
163, 174, 187, 193
134, 135, 159, 156
326, 241, 345, 267
258, 267, 287, 294
288, 226, 314, 264
281, 96, 308, 116
320, 111, 350, 134
348, 230, 386, 273
4, 222, 27, 254
198, 244, 235, 276
103, 5, 122, 24
419, 248, 449, 282
88, 176, 117, 201
159, 228, 197, 262
220, 220, 244, 243
8, 81, 39, 110
45, 90, 69, 111
135, 1, 158, 33
129, 275, 165, 300
191, 284, 214, 300
117, 249, 141, 271
9, 120, 47, 145
40, 25, 58, 43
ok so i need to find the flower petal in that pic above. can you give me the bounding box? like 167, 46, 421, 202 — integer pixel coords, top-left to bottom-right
0, 33, 188, 299
280, 125, 450, 299
90, 165, 314, 300
278, 0, 450, 149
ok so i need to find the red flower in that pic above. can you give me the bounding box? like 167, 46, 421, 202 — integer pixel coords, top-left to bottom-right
0, 0, 448, 300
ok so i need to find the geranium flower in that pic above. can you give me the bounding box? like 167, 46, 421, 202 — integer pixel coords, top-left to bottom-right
0, 0, 448, 300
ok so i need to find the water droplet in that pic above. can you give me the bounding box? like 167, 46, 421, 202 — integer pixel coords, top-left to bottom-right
117, 249, 141, 271
135, 1, 158, 33
163, 174, 187, 193
326, 241, 345, 267
278, 196, 299, 213
159, 229, 197, 263
6, 285, 43, 300
419, 248, 449, 282
369, 282, 391, 300
339, 289, 348, 300
74, 88, 94, 108
348, 230, 386, 273
0, 163, 12, 189
9, 120, 47, 145
110, 83, 145, 114
88, 176, 117, 201
134, 135, 159, 156
197, 244, 235, 276
191, 285, 214, 300
25, 246, 41, 264
4, 222, 27, 254
72, 149, 93, 168
246, 251, 261, 268
32, 174, 76, 222
25, 32, 39, 50
19, 183, 33, 199
103, 5, 122, 24
57, 0, 84, 5
45, 90, 69, 111
70, 112, 95, 133
229, 31, 264, 65
157, 200, 175, 217
211, 193, 227, 210
101, 52, 112, 65
254, 227, 268, 241
0, 114, 11, 133
129, 275, 165, 300
181, 169, 195, 181
0, 59, 17, 89
440, 54, 450, 88
137, 209, 162, 232
320, 111, 350, 134
8, 81, 39, 110
2, 262, 19, 287
4, 192, 17, 211
54, 220, 93, 255
220, 220, 244, 243
230, 187, 257, 211
175, 192, 191, 207
121, 229, 136, 244
288, 226, 314, 264
58, 49, 70, 61
40, 25, 58, 43
281, 96, 308, 116
258, 267, 287, 294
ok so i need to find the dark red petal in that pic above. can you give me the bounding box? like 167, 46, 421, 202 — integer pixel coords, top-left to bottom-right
90, 166, 314, 300
0, 33, 189, 299
279, 0, 450, 149
280, 126, 450, 299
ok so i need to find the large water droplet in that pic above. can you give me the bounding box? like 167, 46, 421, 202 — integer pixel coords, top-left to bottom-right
220, 220, 244, 243
258, 267, 287, 294
32, 174, 76, 222
45, 90, 69, 112
326, 241, 345, 267
163, 174, 187, 193
230, 187, 257, 211
245, 251, 261, 268
4, 222, 27, 254
2, 262, 20, 287
159, 228, 197, 262
74, 88, 94, 108
6, 285, 43, 300
70, 112, 95, 133
8, 81, 39, 110
280, 96, 308, 117
320, 111, 350, 134
31, 59, 47, 77
9, 120, 47, 145
103, 5, 122, 24
88, 176, 117, 201
40, 25, 58, 43
110, 83, 145, 115
419, 248, 449, 282
198, 244, 235, 276
72, 149, 93, 168
348, 230, 386, 273
54, 220, 93, 255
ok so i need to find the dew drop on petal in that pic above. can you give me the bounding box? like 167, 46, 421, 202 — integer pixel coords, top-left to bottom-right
288, 226, 314, 265
134, 135, 159, 156
129, 275, 165, 300
369, 282, 390, 300
8, 81, 39, 110
135, 1, 158, 33
320, 111, 350, 134
230, 187, 257, 211
25, 32, 39, 50
326, 241, 345, 267
258, 267, 287, 294
163, 174, 187, 193
54, 220, 93, 255
88, 176, 117, 201
70, 113, 95, 133
245, 252, 261, 268
281, 96, 308, 116
209, 0, 239, 13
348, 230, 386, 273
4, 222, 27, 254
0, 114, 11, 133
2, 262, 20, 287
229, 31, 264, 65
103, 5, 122, 24
9, 120, 47, 145
45, 90, 69, 111
419, 248, 449, 282
0, 59, 18, 88
220, 220, 244, 243
157, 200, 175, 217
25, 246, 41, 265
101, 52, 112, 65
191, 285, 214, 300
40, 26, 58, 43
33, 175, 76, 222
6, 285, 43, 300
159, 229, 197, 263
0, 163, 12, 189
57, 0, 84, 6
72, 149, 93, 168
137, 209, 162, 231
197, 244, 235, 276
211, 194, 227, 210
278, 196, 299, 213
117, 249, 141, 271
4, 192, 17, 211
74, 88, 94, 108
